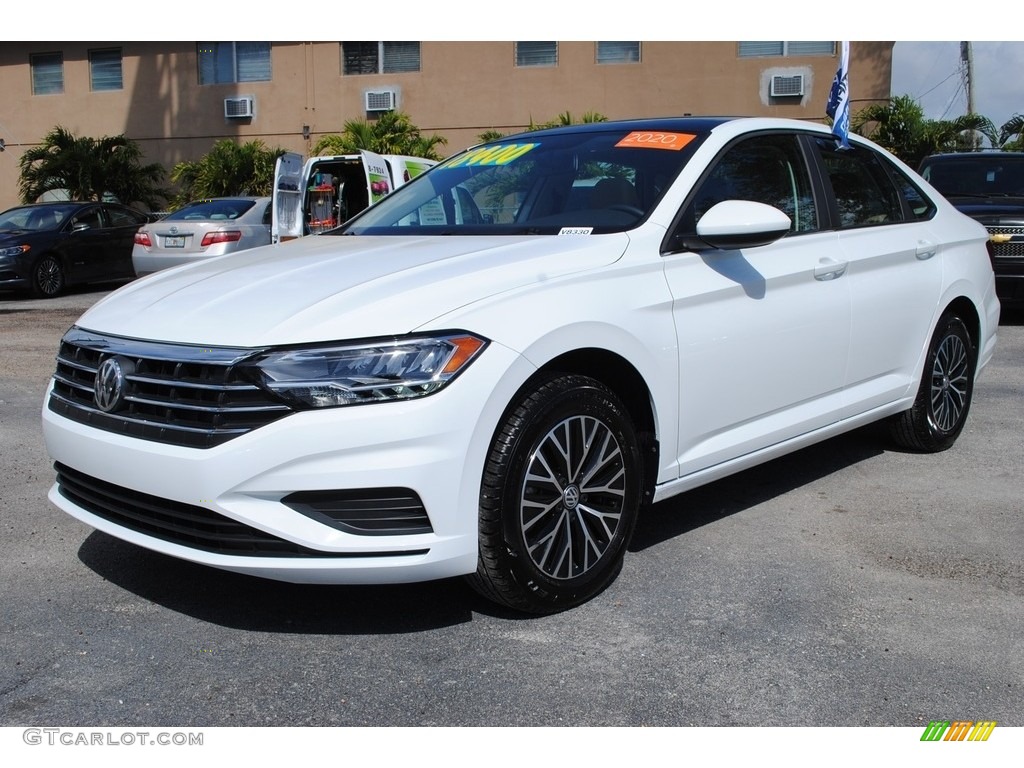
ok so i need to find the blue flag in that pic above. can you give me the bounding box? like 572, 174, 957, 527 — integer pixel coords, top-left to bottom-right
826, 41, 850, 149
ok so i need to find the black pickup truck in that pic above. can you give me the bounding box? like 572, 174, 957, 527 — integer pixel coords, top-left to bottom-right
919, 151, 1024, 308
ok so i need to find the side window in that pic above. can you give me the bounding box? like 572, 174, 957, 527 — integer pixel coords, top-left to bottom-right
887, 162, 937, 221
815, 139, 904, 228
685, 134, 818, 236
71, 208, 104, 231
106, 207, 146, 229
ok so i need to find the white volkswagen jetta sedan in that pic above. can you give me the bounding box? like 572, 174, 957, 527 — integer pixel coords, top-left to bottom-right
43, 118, 1000, 614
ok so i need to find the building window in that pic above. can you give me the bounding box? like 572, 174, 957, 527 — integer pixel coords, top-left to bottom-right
90, 48, 123, 91
198, 42, 271, 84
738, 42, 835, 57
31, 52, 63, 95
596, 42, 640, 64
341, 42, 421, 75
515, 42, 557, 67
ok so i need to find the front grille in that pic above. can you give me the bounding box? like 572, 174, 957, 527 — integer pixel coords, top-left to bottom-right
987, 225, 1024, 259
55, 463, 430, 558
282, 488, 434, 536
48, 327, 293, 448
56, 462, 329, 556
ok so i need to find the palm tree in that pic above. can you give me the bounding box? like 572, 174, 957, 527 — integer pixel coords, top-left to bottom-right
528, 111, 609, 131
170, 139, 284, 207
18, 126, 166, 208
984, 114, 1024, 151
478, 112, 608, 144
851, 96, 992, 168
312, 112, 447, 160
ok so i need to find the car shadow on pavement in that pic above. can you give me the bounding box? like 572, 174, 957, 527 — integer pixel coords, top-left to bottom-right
76, 532, 482, 633
75, 425, 888, 630
630, 423, 887, 552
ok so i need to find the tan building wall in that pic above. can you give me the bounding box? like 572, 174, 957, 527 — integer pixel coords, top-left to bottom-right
0, 41, 894, 211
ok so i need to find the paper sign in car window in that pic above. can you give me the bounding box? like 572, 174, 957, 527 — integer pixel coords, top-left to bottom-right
446, 143, 540, 168
615, 132, 697, 151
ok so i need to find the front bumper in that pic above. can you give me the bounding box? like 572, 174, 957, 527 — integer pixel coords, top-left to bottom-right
42, 341, 526, 585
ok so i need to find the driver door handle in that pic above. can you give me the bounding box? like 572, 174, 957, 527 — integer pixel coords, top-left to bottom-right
814, 258, 848, 281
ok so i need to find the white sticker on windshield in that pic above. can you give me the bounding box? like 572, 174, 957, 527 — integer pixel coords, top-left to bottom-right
558, 227, 594, 236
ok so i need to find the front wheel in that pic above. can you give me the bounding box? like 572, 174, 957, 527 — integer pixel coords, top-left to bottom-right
468, 374, 643, 614
890, 312, 976, 452
30, 254, 65, 298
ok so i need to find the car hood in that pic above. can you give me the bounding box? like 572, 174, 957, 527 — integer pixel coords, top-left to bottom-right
0, 230, 49, 242
78, 233, 629, 347
946, 195, 1024, 224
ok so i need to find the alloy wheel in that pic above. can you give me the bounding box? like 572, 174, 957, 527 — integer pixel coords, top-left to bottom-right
519, 414, 627, 580
930, 332, 970, 432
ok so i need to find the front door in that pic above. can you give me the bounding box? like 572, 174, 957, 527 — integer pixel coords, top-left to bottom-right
662, 132, 852, 479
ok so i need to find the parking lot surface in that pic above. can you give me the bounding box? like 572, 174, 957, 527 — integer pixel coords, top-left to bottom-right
1, 284, 1021, 727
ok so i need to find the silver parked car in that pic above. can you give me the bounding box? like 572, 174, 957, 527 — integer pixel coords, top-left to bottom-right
132, 197, 272, 276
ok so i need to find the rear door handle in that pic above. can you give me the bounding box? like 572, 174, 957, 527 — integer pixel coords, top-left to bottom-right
916, 240, 937, 260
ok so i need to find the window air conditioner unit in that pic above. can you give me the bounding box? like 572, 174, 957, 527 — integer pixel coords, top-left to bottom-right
769, 75, 804, 98
365, 90, 397, 112
224, 97, 255, 119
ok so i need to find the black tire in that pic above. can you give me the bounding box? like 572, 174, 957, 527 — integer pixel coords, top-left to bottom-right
30, 254, 65, 298
890, 312, 976, 452
467, 374, 643, 614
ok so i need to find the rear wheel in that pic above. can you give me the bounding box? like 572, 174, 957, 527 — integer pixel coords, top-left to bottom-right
30, 254, 65, 298
468, 374, 643, 614
890, 312, 976, 452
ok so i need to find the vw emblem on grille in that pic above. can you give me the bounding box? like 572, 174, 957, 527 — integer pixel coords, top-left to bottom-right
94, 356, 131, 412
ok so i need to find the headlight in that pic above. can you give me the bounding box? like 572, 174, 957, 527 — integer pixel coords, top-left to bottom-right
246, 333, 488, 408
0, 244, 30, 258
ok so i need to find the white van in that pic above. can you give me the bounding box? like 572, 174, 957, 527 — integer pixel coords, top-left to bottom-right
272, 150, 436, 242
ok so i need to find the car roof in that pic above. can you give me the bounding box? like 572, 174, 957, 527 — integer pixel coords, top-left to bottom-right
5, 201, 96, 210
922, 151, 1024, 161
499, 116, 737, 141
183, 196, 270, 203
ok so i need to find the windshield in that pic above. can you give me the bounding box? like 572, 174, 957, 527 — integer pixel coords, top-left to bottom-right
338, 128, 707, 236
164, 199, 258, 222
0, 206, 74, 233
920, 155, 1024, 197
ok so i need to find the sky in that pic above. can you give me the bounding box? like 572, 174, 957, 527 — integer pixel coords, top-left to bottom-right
890, 41, 1024, 130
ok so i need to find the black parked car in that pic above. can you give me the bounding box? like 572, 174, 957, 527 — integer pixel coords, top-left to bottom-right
0, 202, 150, 298
919, 151, 1024, 308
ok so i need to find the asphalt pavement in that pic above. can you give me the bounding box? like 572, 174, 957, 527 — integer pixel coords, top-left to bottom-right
1, 283, 1021, 729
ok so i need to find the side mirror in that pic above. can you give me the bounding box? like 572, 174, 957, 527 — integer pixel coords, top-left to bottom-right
693, 200, 792, 250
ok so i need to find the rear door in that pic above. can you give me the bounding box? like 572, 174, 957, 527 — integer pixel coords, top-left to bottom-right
388, 156, 438, 189
101, 205, 148, 277
810, 137, 944, 417
360, 150, 394, 204
272, 152, 305, 242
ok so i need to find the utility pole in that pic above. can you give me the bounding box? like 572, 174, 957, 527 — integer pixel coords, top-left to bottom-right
961, 41, 978, 149
961, 41, 975, 115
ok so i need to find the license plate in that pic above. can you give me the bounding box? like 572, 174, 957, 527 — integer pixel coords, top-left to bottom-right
164, 236, 185, 247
